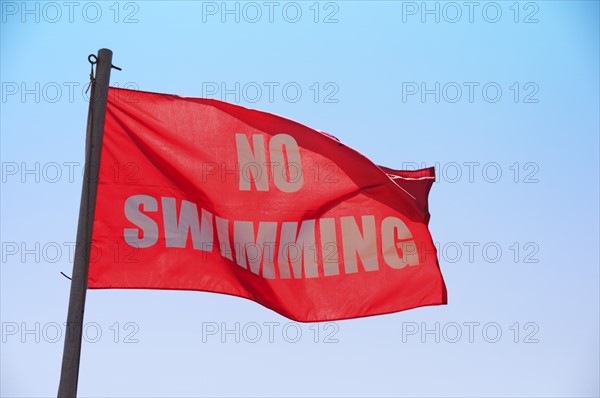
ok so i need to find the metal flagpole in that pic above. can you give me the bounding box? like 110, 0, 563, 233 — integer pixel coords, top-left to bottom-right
58, 48, 114, 398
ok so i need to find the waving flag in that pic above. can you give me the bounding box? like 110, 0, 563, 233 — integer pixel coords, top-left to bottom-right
88, 87, 447, 322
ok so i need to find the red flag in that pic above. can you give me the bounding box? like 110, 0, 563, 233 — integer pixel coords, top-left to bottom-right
88, 87, 447, 322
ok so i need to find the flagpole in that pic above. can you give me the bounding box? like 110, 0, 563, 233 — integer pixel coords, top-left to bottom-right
58, 48, 113, 398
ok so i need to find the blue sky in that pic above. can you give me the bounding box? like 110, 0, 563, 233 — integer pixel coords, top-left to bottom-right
1, 1, 599, 397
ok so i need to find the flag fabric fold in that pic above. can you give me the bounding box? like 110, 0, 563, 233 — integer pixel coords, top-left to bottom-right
88, 87, 447, 322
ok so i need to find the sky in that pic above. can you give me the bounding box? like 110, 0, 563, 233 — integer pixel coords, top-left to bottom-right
1, 1, 599, 397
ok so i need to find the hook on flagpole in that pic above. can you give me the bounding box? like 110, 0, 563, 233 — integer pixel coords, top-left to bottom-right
86, 53, 121, 94
85, 54, 97, 94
